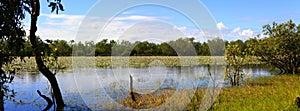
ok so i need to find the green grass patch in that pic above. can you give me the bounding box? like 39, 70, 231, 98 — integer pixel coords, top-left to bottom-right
119, 75, 300, 110
209, 75, 300, 110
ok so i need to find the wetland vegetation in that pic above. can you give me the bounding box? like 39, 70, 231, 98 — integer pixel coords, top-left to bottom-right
1, 0, 300, 110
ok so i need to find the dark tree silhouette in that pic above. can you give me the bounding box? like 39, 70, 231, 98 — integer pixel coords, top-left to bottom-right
0, 0, 27, 110
28, 0, 65, 108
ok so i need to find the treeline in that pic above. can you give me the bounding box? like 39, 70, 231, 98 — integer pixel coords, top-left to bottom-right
10, 37, 254, 56
2, 19, 298, 75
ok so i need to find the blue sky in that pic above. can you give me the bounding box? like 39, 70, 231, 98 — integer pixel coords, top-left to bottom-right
30, 0, 300, 42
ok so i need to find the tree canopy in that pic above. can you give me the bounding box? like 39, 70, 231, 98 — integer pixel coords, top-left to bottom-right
0, 1, 28, 110
251, 20, 300, 74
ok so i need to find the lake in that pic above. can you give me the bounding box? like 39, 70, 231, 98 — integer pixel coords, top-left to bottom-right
4, 64, 274, 110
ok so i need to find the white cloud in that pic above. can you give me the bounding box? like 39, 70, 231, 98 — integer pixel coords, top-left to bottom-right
173, 26, 187, 32
232, 27, 240, 33
225, 27, 255, 40
99, 21, 134, 41
34, 13, 173, 42
33, 13, 86, 41
239, 29, 254, 37
41, 13, 84, 27
36, 27, 77, 41
109, 22, 184, 42
31, 13, 176, 42
31, 14, 255, 43
216, 22, 229, 30
101, 23, 208, 43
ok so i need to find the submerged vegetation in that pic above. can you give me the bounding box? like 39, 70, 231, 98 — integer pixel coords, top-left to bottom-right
9, 56, 262, 73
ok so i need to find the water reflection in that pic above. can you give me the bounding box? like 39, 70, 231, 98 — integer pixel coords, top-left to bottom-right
5, 65, 272, 110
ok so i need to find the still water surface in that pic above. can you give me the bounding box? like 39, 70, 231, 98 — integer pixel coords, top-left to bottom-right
4, 65, 274, 110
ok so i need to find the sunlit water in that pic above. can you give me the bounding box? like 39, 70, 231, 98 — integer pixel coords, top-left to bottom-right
4, 65, 274, 110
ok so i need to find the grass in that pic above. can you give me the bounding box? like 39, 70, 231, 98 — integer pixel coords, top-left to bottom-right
8, 56, 262, 73
119, 75, 300, 110
120, 89, 175, 109
209, 75, 300, 110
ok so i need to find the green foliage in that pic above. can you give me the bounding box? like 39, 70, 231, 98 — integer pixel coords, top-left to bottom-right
96, 39, 116, 56
73, 41, 95, 56
98, 37, 212, 56
208, 38, 226, 56
0, 0, 28, 105
52, 40, 72, 56
47, 0, 64, 14
0, 37, 243, 57
225, 42, 250, 86
252, 20, 300, 74
74, 37, 213, 56
41, 39, 68, 74
0, 0, 67, 109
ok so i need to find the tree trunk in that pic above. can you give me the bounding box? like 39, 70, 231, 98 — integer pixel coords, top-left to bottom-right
37, 90, 53, 111
0, 91, 4, 111
29, 0, 64, 108
130, 74, 136, 101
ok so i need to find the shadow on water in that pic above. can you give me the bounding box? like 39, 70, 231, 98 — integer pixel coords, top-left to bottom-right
3, 64, 273, 110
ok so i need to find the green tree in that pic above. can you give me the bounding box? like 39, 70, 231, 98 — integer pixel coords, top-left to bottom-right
111, 40, 133, 56
198, 42, 210, 56
225, 42, 249, 86
131, 41, 159, 56
208, 38, 226, 56
159, 43, 177, 56
253, 20, 300, 74
0, 0, 27, 110
229, 40, 246, 51
73, 41, 85, 56
52, 40, 72, 56
95, 39, 115, 56
167, 38, 196, 56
